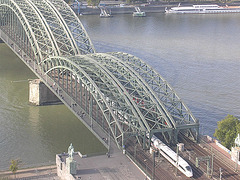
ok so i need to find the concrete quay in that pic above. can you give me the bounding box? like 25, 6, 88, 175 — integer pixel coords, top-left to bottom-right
0, 165, 59, 180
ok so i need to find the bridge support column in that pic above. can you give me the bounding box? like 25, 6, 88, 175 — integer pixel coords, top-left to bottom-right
29, 79, 61, 105
172, 130, 179, 145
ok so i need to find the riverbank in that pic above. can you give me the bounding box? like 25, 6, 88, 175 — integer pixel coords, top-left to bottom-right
73, 5, 166, 15
71, 1, 240, 15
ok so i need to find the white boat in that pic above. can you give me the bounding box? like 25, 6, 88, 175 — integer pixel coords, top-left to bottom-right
99, 8, 112, 17
133, 7, 146, 17
165, 4, 240, 14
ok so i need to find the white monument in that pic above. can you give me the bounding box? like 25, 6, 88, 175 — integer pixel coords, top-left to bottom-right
235, 134, 240, 147
231, 134, 240, 165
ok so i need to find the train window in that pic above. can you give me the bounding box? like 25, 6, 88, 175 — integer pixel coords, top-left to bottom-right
186, 166, 191, 171
179, 165, 185, 171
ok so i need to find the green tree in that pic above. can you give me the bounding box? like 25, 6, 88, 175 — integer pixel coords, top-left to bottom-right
9, 159, 20, 179
214, 114, 240, 149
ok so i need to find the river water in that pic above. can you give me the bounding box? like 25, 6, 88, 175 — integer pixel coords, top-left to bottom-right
1, 13, 240, 170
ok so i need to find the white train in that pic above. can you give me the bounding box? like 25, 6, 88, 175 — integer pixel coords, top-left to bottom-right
150, 134, 193, 178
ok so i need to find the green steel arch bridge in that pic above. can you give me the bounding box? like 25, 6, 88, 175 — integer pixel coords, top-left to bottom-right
0, 0, 199, 150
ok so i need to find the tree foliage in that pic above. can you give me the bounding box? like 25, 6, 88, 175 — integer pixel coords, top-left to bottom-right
9, 159, 21, 178
214, 115, 240, 149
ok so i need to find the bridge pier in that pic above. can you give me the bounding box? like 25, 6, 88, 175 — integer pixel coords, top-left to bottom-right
0, 38, 4, 43
29, 79, 61, 106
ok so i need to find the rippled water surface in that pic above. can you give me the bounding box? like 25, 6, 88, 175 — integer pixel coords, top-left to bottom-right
1, 13, 240, 170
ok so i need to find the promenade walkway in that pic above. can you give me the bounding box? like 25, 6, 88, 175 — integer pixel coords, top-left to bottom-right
0, 165, 59, 180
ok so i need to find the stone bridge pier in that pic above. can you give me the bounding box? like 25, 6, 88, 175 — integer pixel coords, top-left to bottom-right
29, 79, 61, 106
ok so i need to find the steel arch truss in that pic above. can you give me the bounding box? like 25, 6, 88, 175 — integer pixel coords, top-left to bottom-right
41, 55, 147, 148
109, 52, 199, 141
48, 0, 95, 54
41, 53, 199, 148
0, 0, 95, 63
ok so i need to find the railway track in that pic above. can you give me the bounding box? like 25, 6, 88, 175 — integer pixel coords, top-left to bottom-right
125, 138, 207, 179
124, 135, 240, 179
180, 135, 240, 180
125, 139, 175, 180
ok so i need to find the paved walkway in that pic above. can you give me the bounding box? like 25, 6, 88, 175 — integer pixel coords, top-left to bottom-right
0, 165, 59, 180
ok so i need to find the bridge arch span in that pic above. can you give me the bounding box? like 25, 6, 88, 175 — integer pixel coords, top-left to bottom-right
42, 55, 148, 148
0, 0, 199, 148
41, 53, 199, 148
0, 0, 44, 63
0, 0, 95, 63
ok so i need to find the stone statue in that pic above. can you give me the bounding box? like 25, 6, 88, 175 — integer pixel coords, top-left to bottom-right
66, 143, 77, 175
68, 143, 74, 158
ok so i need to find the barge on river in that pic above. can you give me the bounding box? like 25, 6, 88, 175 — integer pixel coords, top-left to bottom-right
165, 4, 240, 14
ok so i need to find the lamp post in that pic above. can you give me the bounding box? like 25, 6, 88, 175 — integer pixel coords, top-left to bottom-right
152, 150, 155, 180
211, 153, 214, 177
134, 144, 137, 159
144, 159, 147, 179
175, 144, 179, 176
235, 151, 239, 172
219, 167, 222, 180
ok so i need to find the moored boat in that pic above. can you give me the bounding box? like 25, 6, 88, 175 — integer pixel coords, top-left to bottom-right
165, 4, 240, 14
99, 7, 112, 17
133, 7, 146, 17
